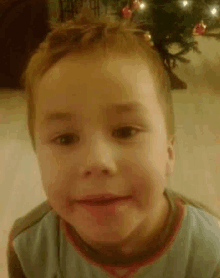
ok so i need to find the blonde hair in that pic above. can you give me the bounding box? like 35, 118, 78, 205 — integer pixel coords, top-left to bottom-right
20, 8, 175, 152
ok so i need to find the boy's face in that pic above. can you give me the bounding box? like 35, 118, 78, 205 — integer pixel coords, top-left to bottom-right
34, 53, 175, 258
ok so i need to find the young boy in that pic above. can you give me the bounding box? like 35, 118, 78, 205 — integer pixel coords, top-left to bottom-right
7, 15, 220, 278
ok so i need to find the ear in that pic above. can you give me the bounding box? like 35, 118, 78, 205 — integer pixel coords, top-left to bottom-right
166, 135, 175, 176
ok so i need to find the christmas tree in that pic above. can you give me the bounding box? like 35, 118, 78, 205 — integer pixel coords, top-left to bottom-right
100, 0, 220, 89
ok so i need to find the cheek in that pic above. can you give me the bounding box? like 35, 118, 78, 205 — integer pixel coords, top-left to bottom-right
131, 179, 155, 207
37, 150, 69, 199
129, 159, 167, 206
37, 146, 63, 178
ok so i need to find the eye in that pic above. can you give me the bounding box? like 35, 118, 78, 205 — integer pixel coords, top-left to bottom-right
52, 134, 77, 146
52, 127, 142, 146
113, 126, 141, 139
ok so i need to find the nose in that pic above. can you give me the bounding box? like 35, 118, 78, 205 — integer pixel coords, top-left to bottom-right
82, 168, 109, 177
79, 160, 117, 178
78, 138, 118, 178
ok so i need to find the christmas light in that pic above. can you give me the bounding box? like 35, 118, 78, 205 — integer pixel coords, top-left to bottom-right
183, 1, 189, 7
211, 8, 218, 16
139, 2, 146, 10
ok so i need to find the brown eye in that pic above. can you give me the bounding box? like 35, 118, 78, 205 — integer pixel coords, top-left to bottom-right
113, 126, 141, 139
52, 127, 142, 147
53, 134, 77, 146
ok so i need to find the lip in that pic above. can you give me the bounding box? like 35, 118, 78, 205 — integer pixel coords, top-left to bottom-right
79, 196, 129, 204
76, 197, 132, 219
76, 194, 129, 203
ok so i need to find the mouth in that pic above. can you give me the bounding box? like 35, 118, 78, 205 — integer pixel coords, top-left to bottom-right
75, 196, 132, 219
78, 196, 129, 205
80, 198, 123, 205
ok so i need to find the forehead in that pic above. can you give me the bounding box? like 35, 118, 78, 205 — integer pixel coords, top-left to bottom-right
34, 53, 159, 118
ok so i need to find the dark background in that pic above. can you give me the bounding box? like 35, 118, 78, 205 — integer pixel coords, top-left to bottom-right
0, 0, 50, 90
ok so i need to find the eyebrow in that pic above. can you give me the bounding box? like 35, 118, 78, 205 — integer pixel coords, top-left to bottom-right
41, 102, 148, 126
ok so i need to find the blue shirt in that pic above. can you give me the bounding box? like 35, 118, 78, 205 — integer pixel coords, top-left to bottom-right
7, 189, 220, 278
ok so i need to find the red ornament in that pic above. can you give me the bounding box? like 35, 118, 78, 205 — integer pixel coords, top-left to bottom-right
193, 21, 207, 36
122, 5, 132, 18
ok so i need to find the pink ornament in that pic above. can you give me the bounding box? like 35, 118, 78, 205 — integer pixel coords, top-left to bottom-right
122, 6, 132, 18
193, 21, 207, 35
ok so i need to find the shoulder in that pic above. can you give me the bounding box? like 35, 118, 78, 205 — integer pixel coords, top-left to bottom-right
9, 200, 54, 241
166, 189, 220, 272
186, 206, 220, 276
166, 188, 220, 219
186, 205, 220, 242
7, 201, 59, 278
8, 201, 59, 256
8, 200, 59, 259
167, 188, 220, 244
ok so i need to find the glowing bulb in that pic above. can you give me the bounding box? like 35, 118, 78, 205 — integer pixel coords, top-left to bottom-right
211, 8, 217, 15
140, 3, 146, 10
183, 1, 188, 7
